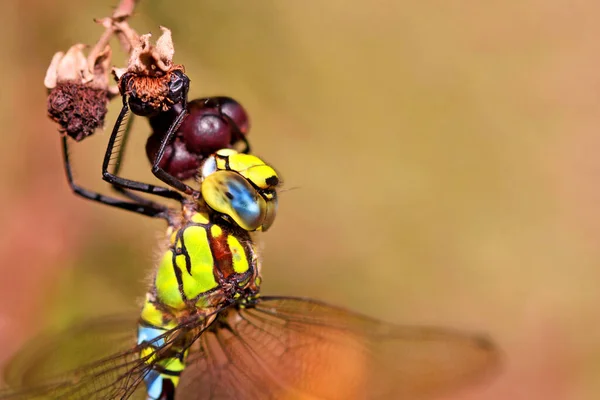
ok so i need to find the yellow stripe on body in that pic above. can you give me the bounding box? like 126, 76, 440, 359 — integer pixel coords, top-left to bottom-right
226, 153, 264, 173
179, 226, 218, 300
227, 235, 250, 274
215, 154, 229, 170
155, 225, 219, 309
155, 250, 185, 309
240, 165, 278, 189
140, 296, 178, 330
157, 350, 188, 373
210, 224, 222, 237
191, 212, 210, 225
140, 346, 158, 364
215, 148, 237, 158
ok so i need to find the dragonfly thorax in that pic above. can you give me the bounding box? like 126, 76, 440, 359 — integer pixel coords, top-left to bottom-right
152, 210, 260, 314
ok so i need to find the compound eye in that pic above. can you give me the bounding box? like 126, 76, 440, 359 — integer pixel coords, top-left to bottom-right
128, 96, 158, 116
202, 171, 267, 231
259, 195, 278, 232
167, 70, 190, 104
170, 73, 184, 93
118, 72, 134, 96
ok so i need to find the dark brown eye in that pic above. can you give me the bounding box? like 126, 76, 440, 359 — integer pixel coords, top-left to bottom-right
166, 70, 190, 106
214, 96, 250, 135
180, 103, 233, 155
145, 96, 251, 179
128, 95, 159, 116
146, 133, 200, 180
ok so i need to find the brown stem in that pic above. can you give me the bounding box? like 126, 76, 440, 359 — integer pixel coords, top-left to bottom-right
111, 0, 141, 52
113, 0, 139, 19
86, 19, 113, 69
113, 20, 140, 54
86, 0, 141, 70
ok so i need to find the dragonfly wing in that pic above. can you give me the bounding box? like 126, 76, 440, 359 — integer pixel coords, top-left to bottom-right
4, 314, 137, 386
0, 313, 181, 400
177, 296, 500, 400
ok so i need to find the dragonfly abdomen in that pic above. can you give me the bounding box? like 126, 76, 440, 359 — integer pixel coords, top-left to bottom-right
137, 321, 188, 400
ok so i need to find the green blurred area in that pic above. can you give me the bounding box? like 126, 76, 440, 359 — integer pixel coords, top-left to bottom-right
2, 0, 600, 399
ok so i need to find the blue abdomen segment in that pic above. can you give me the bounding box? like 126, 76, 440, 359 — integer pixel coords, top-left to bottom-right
144, 369, 165, 400
138, 325, 167, 348
138, 324, 183, 400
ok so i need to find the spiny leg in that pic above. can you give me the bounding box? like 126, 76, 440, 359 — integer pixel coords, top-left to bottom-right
149, 99, 199, 196
61, 135, 168, 218
106, 108, 168, 210
102, 103, 185, 201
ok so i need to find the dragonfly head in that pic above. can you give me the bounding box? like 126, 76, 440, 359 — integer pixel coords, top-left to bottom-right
199, 149, 280, 232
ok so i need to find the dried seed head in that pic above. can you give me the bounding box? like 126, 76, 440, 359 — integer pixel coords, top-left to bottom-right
44, 44, 90, 88
45, 44, 114, 141
47, 83, 109, 141
91, 44, 114, 91
127, 26, 175, 76
44, 43, 113, 90
116, 27, 189, 117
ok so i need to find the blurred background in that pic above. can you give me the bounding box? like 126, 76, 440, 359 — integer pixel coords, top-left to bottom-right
1, 0, 600, 399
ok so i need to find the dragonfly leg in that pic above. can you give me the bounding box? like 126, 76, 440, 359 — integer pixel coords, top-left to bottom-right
102, 104, 185, 202
149, 100, 199, 197
61, 135, 169, 218
106, 109, 170, 209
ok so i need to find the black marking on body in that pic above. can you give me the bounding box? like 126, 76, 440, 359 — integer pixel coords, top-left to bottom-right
266, 175, 279, 187
241, 234, 256, 287
179, 228, 193, 276
158, 379, 176, 400
153, 365, 183, 377
171, 228, 189, 302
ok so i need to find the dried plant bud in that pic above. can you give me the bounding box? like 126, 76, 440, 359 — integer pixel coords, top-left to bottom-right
47, 83, 109, 141
128, 26, 174, 75
91, 45, 113, 91
44, 45, 87, 88
117, 26, 189, 117
45, 44, 114, 141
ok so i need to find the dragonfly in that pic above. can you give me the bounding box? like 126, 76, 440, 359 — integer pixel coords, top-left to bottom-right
61, 93, 254, 220
54, 23, 254, 219
0, 147, 500, 399
98, 27, 252, 202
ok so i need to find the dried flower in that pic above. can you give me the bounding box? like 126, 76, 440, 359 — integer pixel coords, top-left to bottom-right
115, 26, 188, 116
128, 26, 175, 75
45, 43, 115, 141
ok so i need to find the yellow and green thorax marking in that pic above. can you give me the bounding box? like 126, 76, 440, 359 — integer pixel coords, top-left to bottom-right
147, 209, 259, 316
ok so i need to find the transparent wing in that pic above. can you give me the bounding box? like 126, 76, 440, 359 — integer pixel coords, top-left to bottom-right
0, 314, 194, 400
177, 296, 500, 400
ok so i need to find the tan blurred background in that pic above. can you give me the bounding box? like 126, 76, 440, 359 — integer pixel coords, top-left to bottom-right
1, 0, 600, 399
